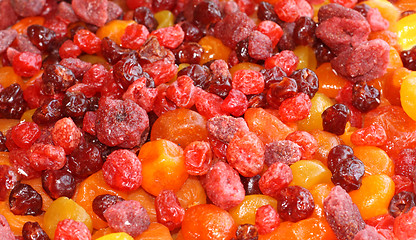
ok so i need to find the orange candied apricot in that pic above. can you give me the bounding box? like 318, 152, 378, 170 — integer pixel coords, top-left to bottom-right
181, 204, 237, 240
315, 63, 348, 99
368, 30, 401, 51
0, 201, 43, 236
11, 16, 45, 34
198, 36, 232, 65
75, 170, 128, 230
0, 67, 25, 89
0, 152, 10, 166
339, 122, 356, 148
20, 109, 36, 122
349, 174, 395, 220
290, 218, 337, 240
20, 178, 53, 211
228, 194, 277, 226
0, 119, 20, 134
127, 188, 157, 222
395, 0, 416, 11
309, 183, 334, 219
310, 130, 341, 165
135, 222, 173, 240
150, 108, 208, 148
96, 20, 136, 45
244, 108, 295, 144
383, 67, 412, 106
138, 139, 189, 196
293, 45, 317, 71
175, 176, 207, 210
353, 146, 394, 176
229, 62, 264, 78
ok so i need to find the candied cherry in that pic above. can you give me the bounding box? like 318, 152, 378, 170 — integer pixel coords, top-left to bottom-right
41, 169, 76, 200
9, 183, 43, 216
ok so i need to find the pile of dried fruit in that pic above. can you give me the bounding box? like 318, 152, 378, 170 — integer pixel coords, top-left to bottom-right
0, 0, 416, 239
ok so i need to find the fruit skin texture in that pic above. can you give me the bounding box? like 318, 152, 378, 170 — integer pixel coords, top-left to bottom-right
400, 71, 416, 121
181, 204, 237, 240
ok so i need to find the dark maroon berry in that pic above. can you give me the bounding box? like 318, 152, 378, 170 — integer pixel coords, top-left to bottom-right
388, 191, 416, 218
315, 41, 335, 65
353, 4, 371, 18
41, 169, 76, 200
193, 0, 222, 26
291, 68, 319, 99
22, 221, 50, 240
257, 1, 279, 23
42, 53, 61, 69
173, 42, 203, 64
0, 131, 7, 151
138, 36, 172, 64
87, 96, 100, 112
93, 194, 125, 221
266, 77, 298, 109
152, 0, 175, 12
180, 21, 204, 42
293, 17, 317, 47
32, 99, 62, 125
236, 38, 253, 63
101, 37, 131, 65
0, 165, 19, 201
177, 64, 212, 89
240, 175, 262, 195
41, 64, 76, 95
331, 156, 365, 192
9, 183, 43, 216
248, 93, 268, 109
0, 83, 27, 119
277, 22, 296, 51
67, 141, 103, 178
275, 186, 315, 222
322, 104, 350, 135
235, 224, 258, 240
261, 67, 287, 89
62, 91, 88, 118
327, 145, 354, 173
400, 46, 416, 71
205, 60, 232, 98
133, 7, 158, 32
351, 81, 380, 112
27, 25, 56, 52
113, 52, 144, 89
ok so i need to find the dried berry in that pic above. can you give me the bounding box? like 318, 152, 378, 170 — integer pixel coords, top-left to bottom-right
62, 91, 88, 118
240, 175, 262, 195
0, 83, 27, 119
293, 17, 317, 46
67, 141, 103, 178
184, 141, 212, 175
400, 46, 416, 71
266, 77, 298, 109
54, 219, 91, 240
92, 194, 125, 221
9, 183, 43, 216
331, 156, 365, 192
27, 25, 56, 52
133, 7, 158, 32
264, 140, 302, 166
322, 103, 350, 135
193, 0, 222, 26
10, 122, 41, 149
155, 190, 185, 231
42, 64, 76, 95
32, 99, 62, 125
275, 186, 315, 222
0, 165, 19, 201
22, 221, 50, 240
259, 162, 293, 199
255, 205, 279, 235
388, 191, 416, 218
41, 169, 76, 200
235, 224, 258, 240
291, 68, 319, 99
351, 81, 380, 113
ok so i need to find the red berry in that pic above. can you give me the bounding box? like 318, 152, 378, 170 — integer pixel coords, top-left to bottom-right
265, 50, 299, 75
54, 219, 91, 240
155, 190, 185, 231
150, 24, 184, 49
255, 204, 280, 235
74, 29, 101, 54
12, 52, 42, 77
232, 69, 265, 95
184, 141, 212, 176
278, 93, 311, 122
59, 40, 82, 59
10, 122, 41, 149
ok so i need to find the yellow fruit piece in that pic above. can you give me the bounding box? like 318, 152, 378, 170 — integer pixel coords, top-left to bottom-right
298, 93, 334, 131
96, 233, 135, 240
353, 146, 394, 176
293, 45, 317, 71
310, 130, 341, 165
43, 197, 92, 239
349, 174, 395, 220
394, 10, 416, 50
229, 62, 264, 78
92, 228, 114, 240
20, 109, 36, 122
135, 222, 173, 240
229, 194, 277, 226
310, 183, 334, 219
154, 10, 175, 29
0, 119, 20, 134
400, 71, 416, 120
0, 66, 25, 89
290, 160, 332, 190
198, 36, 232, 65
176, 176, 207, 210
96, 20, 136, 45
79, 55, 110, 68
339, 123, 356, 148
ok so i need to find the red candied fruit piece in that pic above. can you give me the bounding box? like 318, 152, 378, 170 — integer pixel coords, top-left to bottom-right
232, 69, 265, 95
155, 190, 185, 231
350, 123, 387, 146
43, 16, 68, 39
66, 83, 98, 98
278, 93, 311, 122
54, 219, 91, 240
226, 131, 265, 177
274, 0, 313, 23
28, 143, 66, 171
52, 117, 82, 155
0, 214, 15, 240
130, 86, 158, 112
207, 116, 249, 144
59, 40, 82, 59
394, 148, 416, 179
12, 52, 42, 77
194, 90, 228, 119
265, 50, 299, 75
203, 161, 245, 210
122, 77, 147, 102
391, 175, 414, 194
23, 77, 46, 109
71, 0, 108, 27
10, 122, 41, 149
330, 0, 357, 8
259, 162, 293, 199
184, 141, 212, 176
166, 75, 196, 109
121, 23, 149, 50
275, 186, 315, 222
60, 57, 92, 80
208, 137, 228, 161
82, 64, 110, 89
0, 165, 19, 201
126, 0, 152, 9
286, 131, 318, 160
255, 204, 280, 235
365, 214, 395, 232
221, 89, 248, 117
73, 29, 102, 54
9, 149, 40, 179
264, 140, 302, 166
150, 24, 184, 49
142, 58, 177, 86
366, 8, 389, 32
256, 20, 283, 48
153, 84, 177, 117
394, 206, 416, 240
104, 200, 150, 237
102, 149, 142, 192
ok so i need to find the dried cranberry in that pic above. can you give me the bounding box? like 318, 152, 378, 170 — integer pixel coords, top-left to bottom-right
275, 186, 315, 222
235, 38, 253, 63
174, 42, 203, 65
0, 83, 27, 119
67, 141, 103, 178
291, 68, 319, 99
73, 29, 101, 54
278, 22, 296, 51
155, 190, 185, 231
121, 23, 149, 50
9, 183, 43, 216
180, 21, 204, 42
293, 17, 317, 46
353, 4, 371, 17
261, 67, 287, 89
101, 37, 131, 65
240, 175, 262, 195
152, 0, 175, 12
133, 7, 158, 32
59, 40, 82, 59
331, 156, 365, 192
314, 41, 335, 65
22, 221, 50, 240
351, 81, 380, 113
177, 64, 211, 89
54, 219, 91, 240
0, 132, 7, 151
257, 1, 279, 23
62, 91, 88, 118
322, 103, 350, 135
327, 145, 354, 172
193, 0, 222, 26
41, 64, 76, 95
388, 191, 416, 218
266, 77, 298, 109
32, 99, 62, 125
27, 25, 56, 52
92, 194, 124, 221
113, 52, 144, 89
41, 169, 75, 200
235, 224, 258, 240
